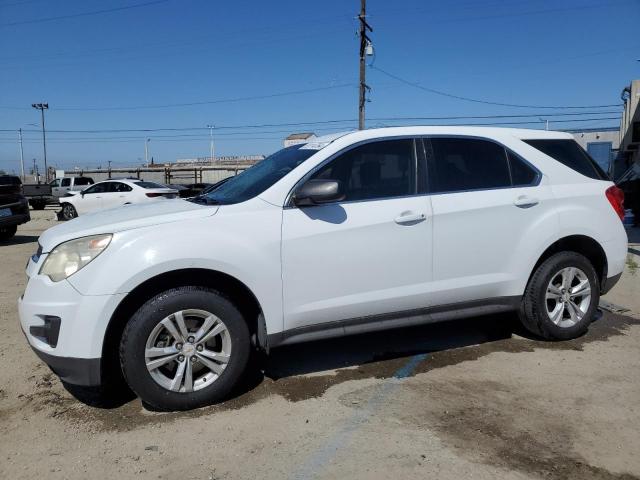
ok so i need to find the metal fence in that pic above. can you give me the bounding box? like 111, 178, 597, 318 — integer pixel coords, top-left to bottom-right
61, 164, 253, 185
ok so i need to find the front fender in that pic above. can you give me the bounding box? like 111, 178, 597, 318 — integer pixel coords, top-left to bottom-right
67, 201, 284, 335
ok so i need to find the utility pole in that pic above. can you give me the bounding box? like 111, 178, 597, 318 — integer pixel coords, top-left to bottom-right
18, 128, 25, 181
31, 103, 49, 181
144, 138, 150, 165
207, 124, 215, 162
358, 0, 372, 130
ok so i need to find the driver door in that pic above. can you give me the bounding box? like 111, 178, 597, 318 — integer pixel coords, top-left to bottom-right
281, 138, 433, 332
76, 182, 106, 214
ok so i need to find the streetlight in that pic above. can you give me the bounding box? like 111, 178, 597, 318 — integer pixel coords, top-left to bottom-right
31, 103, 49, 182
539, 117, 549, 131
206, 124, 215, 163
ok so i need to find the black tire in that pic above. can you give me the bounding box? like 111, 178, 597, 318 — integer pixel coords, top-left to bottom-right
120, 286, 251, 411
519, 251, 600, 340
61, 203, 77, 221
30, 200, 46, 210
0, 225, 17, 240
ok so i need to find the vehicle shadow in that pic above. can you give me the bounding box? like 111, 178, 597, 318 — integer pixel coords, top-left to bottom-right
0, 234, 39, 246
263, 313, 515, 380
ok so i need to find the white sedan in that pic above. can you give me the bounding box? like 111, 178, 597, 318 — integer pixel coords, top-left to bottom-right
60, 179, 178, 220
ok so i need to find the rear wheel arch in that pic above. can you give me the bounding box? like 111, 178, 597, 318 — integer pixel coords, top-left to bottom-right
528, 235, 608, 291
101, 268, 263, 387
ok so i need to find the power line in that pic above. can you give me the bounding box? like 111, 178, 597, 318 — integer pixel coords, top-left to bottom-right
0, 0, 173, 27
370, 65, 622, 109
0, 84, 356, 111
0, 111, 621, 135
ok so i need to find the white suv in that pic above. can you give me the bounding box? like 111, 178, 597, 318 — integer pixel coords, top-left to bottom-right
19, 127, 627, 411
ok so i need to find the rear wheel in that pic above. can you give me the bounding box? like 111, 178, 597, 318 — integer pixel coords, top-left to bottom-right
61, 203, 77, 220
520, 252, 599, 340
120, 286, 250, 411
0, 225, 17, 240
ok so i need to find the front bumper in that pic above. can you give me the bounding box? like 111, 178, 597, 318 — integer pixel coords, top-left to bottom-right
30, 347, 101, 386
19, 256, 126, 386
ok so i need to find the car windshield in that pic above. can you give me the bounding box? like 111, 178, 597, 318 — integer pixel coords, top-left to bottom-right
194, 144, 318, 205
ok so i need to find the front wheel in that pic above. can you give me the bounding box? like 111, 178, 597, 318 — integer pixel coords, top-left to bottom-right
61, 203, 77, 221
519, 252, 599, 340
119, 286, 251, 411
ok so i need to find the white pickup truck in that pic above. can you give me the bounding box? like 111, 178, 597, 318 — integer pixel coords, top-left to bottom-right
22, 176, 94, 210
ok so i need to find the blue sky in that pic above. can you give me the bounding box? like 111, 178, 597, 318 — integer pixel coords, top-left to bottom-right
0, 0, 638, 173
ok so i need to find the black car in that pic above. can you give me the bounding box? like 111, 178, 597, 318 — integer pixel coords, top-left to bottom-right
0, 175, 30, 240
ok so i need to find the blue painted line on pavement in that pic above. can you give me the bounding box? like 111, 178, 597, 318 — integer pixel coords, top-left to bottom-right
290, 353, 428, 480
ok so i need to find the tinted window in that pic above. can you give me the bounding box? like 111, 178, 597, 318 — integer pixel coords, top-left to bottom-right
524, 139, 607, 180
108, 182, 132, 192
83, 183, 108, 194
508, 151, 538, 186
199, 144, 318, 205
61, 178, 71, 187
309, 139, 415, 202
135, 181, 167, 189
50, 179, 60, 187
428, 138, 510, 193
75, 177, 93, 186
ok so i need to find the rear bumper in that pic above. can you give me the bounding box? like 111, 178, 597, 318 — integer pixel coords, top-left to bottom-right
30, 347, 101, 386
0, 212, 30, 227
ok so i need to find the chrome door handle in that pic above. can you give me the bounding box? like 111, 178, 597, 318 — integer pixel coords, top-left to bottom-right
394, 211, 426, 225
514, 195, 539, 208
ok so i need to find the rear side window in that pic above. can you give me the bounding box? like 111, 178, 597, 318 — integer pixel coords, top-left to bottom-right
427, 138, 511, 193
108, 182, 133, 193
61, 178, 71, 187
135, 181, 166, 189
309, 139, 415, 202
508, 151, 538, 186
75, 177, 93, 186
524, 139, 607, 180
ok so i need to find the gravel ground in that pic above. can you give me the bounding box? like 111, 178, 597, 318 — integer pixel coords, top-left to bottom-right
1, 208, 639, 480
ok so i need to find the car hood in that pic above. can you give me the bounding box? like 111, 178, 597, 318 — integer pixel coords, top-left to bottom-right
39, 199, 218, 252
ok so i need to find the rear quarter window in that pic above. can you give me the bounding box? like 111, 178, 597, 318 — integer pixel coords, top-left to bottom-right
524, 139, 608, 180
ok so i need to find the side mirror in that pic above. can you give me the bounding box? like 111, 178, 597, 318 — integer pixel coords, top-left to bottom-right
293, 179, 345, 207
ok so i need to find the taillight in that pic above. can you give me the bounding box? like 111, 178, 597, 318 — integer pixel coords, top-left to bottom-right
605, 185, 625, 221
146, 193, 162, 198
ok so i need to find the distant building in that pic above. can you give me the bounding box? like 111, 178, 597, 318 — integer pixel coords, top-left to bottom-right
284, 132, 316, 147
570, 127, 620, 174
617, 79, 640, 178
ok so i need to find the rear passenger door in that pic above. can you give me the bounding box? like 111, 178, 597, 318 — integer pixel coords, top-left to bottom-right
102, 181, 133, 209
281, 138, 433, 331
423, 137, 554, 306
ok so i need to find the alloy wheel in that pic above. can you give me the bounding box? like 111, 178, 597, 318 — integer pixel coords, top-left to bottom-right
545, 267, 592, 328
144, 309, 231, 393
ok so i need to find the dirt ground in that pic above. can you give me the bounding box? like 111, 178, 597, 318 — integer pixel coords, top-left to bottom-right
1, 208, 639, 480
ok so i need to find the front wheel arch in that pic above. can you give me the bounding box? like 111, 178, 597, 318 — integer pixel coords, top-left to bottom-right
100, 268, 263, 388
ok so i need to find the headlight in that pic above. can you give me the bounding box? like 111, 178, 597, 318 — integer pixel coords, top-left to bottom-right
40, 234, 112, 282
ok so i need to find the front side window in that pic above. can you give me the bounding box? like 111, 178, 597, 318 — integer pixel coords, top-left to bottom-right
50, 179, 61, 187
427, 138, 511, 193
308, 139, 415, 202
